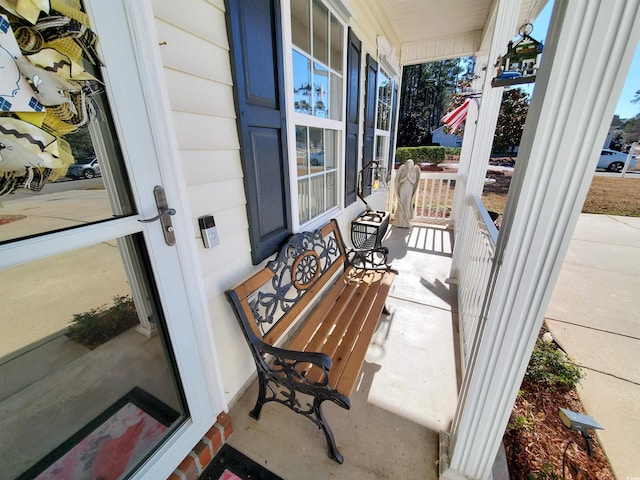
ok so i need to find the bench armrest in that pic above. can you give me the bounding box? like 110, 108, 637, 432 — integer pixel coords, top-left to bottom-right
259, 340, 332, 371
250, 337, 333, 388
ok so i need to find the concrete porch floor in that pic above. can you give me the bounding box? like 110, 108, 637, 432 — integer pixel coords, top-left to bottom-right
225, 224, 461, 479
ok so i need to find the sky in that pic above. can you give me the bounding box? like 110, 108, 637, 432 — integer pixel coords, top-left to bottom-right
527, 1, 640, 120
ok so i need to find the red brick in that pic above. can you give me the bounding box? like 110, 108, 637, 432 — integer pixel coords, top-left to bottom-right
193, 440, 213, 471
216, 412, 233, 439
167, 472, 185, 480
205, 424, 223, 452
176, 455, 199, 480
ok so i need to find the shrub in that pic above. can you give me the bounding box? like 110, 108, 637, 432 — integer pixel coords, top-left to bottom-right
395, 148, 412, 163
444, 147, 462, 156
395, 146, 446, 165
67, 295, 138, 349
524, 339, 583, 391
507, 414, 533, 432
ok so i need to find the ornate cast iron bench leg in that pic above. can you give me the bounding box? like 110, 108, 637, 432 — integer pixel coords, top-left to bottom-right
249, 370, 268, 420
247, 369, 348, 463
314, 397, 344, 464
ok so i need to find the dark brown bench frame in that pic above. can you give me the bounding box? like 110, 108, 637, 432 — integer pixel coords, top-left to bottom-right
225, 219, 396, 463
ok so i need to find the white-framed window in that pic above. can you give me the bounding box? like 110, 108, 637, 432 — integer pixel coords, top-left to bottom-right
290, 0, 344, 225
374, 68, 393, 165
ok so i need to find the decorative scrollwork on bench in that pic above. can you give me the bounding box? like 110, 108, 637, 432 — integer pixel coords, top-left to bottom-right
249, 229, 342, 335
292, 251, 321, 289
272, 356, 328, 386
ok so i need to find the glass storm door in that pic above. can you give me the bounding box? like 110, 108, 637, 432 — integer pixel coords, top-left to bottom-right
0, 2, 204, 478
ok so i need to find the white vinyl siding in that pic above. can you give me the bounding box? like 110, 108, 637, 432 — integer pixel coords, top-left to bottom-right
152, 0, 256, 405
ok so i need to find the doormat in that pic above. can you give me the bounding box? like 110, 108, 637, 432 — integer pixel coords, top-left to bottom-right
17, 387, 180, 480
200, 444, 283, 480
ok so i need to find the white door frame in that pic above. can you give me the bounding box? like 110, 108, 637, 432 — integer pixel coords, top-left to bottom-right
88, 2, 228, 476
0, 1, 227, 477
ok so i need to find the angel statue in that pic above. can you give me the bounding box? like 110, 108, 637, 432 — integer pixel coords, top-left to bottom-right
394, 159, 421, 228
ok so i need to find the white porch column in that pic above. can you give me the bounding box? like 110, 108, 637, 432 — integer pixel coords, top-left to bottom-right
449, 54, 484, 228
450, 0, 519, 276
441, 1, 640, 479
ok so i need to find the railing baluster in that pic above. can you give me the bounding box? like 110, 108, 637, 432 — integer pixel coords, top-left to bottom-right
391, 171, 458, 224
456, 195, 499, 365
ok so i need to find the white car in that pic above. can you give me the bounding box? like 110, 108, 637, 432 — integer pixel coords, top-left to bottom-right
66, 158, 101, 179
597, 149, 637, 172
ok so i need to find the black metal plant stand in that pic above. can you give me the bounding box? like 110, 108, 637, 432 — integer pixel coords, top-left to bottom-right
351, 210, 390, 250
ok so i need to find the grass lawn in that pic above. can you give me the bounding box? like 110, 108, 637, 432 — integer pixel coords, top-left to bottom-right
481, 174, 640, 217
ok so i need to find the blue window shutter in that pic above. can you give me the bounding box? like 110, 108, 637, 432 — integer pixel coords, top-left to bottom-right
344, 28, 362, 206
226, 0, 291, 264
362, 54, 378, 197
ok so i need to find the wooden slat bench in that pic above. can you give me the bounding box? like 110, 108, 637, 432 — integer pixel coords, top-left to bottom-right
225, 219, 396, 463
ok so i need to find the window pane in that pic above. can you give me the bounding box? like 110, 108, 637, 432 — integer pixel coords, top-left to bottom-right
296, 126, 309, 177
377, 101, 390, 131
291, 0, 310, 53
293, 51, 312, 114
0, 65, 134, 244
377, 70, 392, 131
296, 127, 339, 225
1, 234, 186, 479
310, 174, 324, 219
375, 135, 389, 163
312, 0, 329, 66
330, 72, 342, 121
326, 171, 337, 209
313, 62, 329, 118
309, 127, 325, 175
309, 127, 324, 169
325, 129, 337, 169
298, 178, 310, 223
330, 15, 343, 73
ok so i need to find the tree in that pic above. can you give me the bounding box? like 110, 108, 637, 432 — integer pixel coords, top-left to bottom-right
621, 114, 640, 144
493, 88, 530, 154
631, 89, 640, 104
65, 127, 96, 161
397, 59, 467, 147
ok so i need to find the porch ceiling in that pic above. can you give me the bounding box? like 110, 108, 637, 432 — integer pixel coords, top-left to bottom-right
376, 0, 547, 65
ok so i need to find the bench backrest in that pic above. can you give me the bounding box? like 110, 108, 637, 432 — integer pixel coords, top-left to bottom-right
226, 220, 348, 346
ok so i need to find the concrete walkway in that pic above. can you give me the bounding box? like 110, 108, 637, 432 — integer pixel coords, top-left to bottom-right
545, 214, 640, 480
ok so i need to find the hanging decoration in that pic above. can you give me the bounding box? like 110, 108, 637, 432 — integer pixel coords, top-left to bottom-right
441, 99, 470, 134
492, 23, 543, 87
0, 0, 104, 198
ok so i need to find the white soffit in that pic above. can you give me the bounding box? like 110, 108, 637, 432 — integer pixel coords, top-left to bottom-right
376, 0, 547, 64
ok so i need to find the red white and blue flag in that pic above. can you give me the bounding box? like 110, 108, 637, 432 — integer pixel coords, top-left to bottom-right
441, 99, 470, 133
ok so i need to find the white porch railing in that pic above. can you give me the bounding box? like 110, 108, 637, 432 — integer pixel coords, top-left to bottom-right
386, 169, 497, 364
455, 195, 498, 365
387, 169, 459, 224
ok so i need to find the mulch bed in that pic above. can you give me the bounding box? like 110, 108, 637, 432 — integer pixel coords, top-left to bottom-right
503, 328, 615, 479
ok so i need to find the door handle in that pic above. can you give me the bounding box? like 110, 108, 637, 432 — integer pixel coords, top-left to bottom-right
139, 186, 176, 246
138, 207, 176, 223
